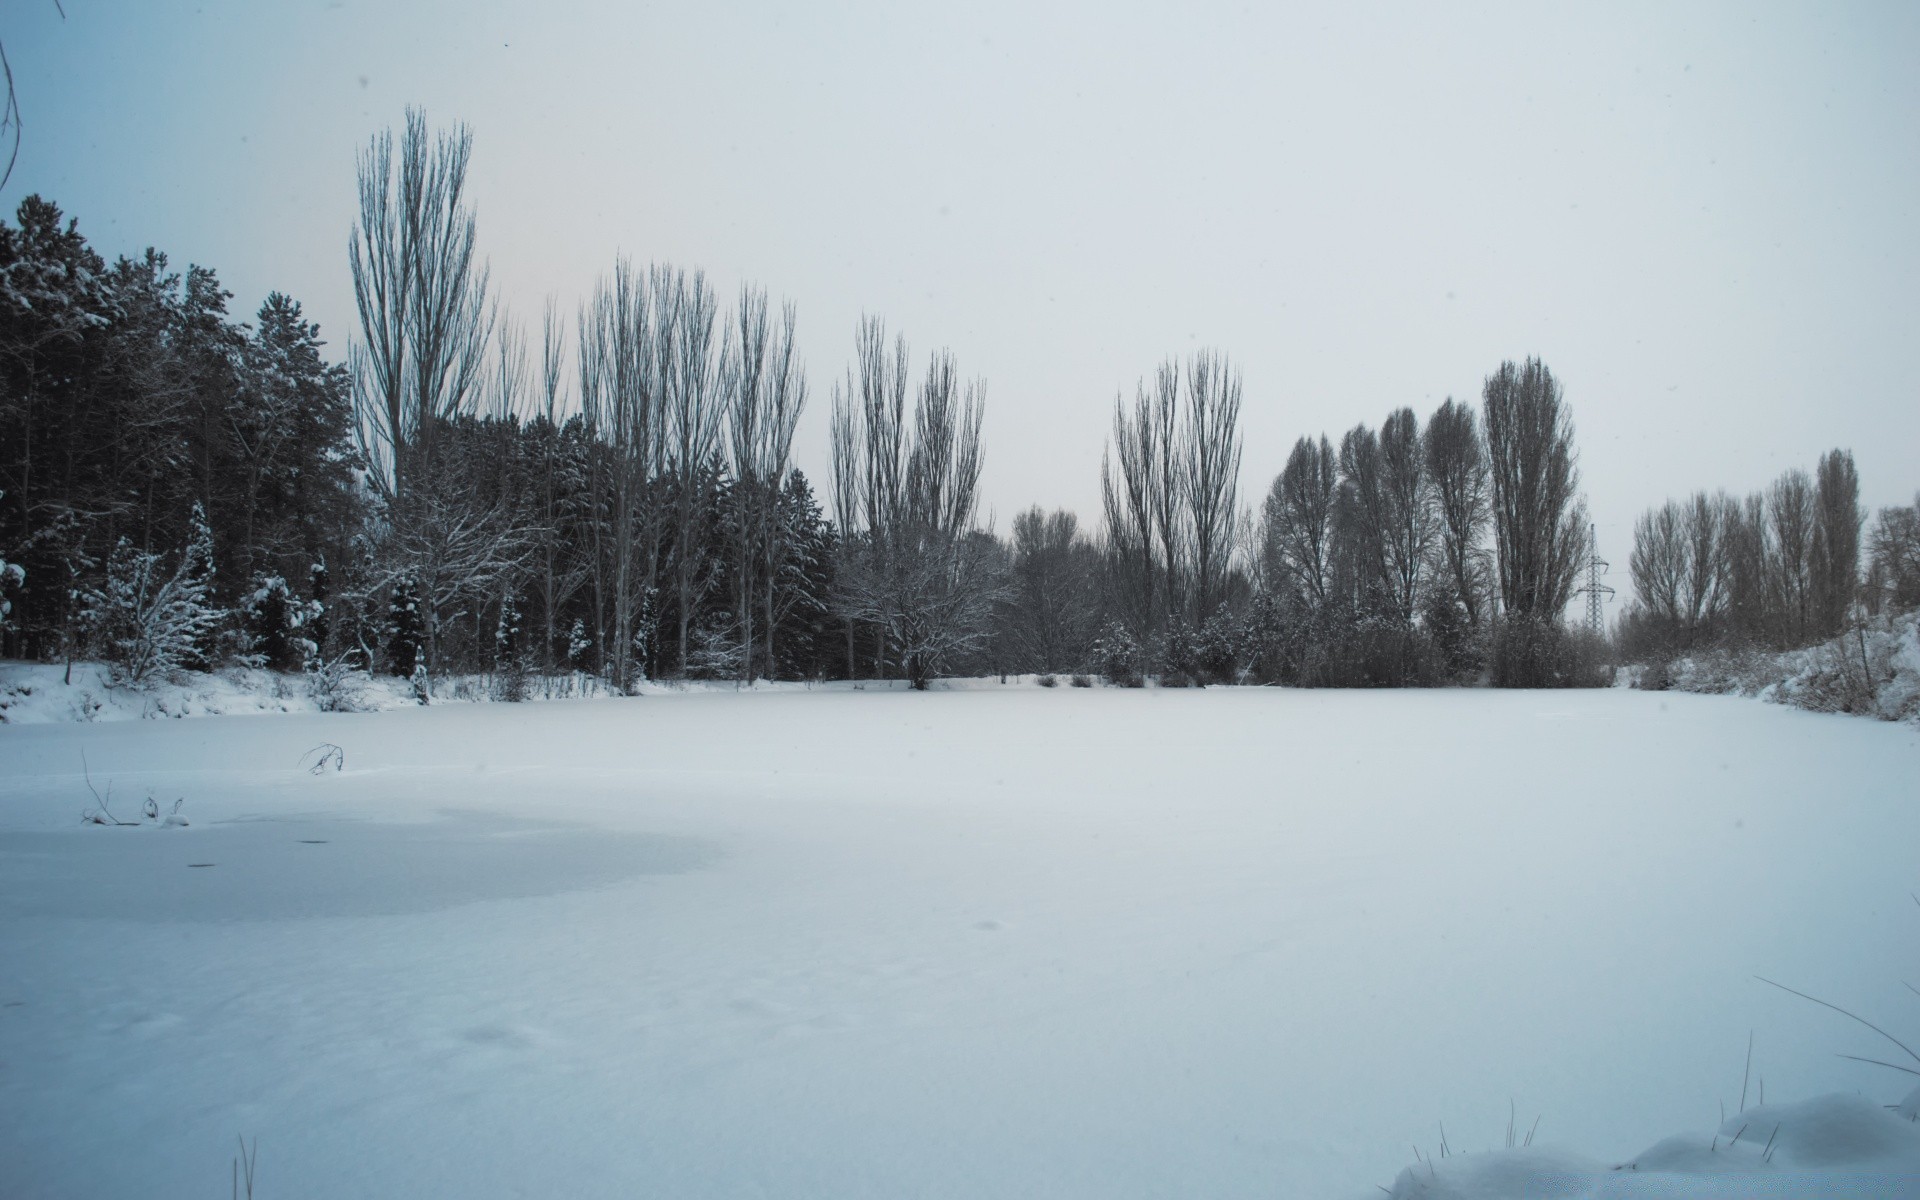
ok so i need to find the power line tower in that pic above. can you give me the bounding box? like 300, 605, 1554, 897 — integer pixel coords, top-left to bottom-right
1572, 521, 1614, 638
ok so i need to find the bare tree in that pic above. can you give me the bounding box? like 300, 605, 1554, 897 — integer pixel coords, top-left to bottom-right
350, 110, 493, 505
1336, 422, 1390, 609
1101, 381, 1160, 631
1482, 357, 1588, 622
1003, 507, 1099, 673
1259, 435, 1338, 608
831, 324, 1000, 689
1377, 407, 1430, 625
1422, 398, 1489, 626
663, 270, 722, 674
724, 286, 806, 681
348, 109, 521, 679
1182, 351, 1243, 620
1630, 491, 1730, 649
1723, 490, 1772, 643
1865, 494, 1920, 613
577, 259, 668, 690
1810, 448, 1860, 638
530, 297, 589, 672
1101, 351, 1243, 636
1767, 468, 1817, 646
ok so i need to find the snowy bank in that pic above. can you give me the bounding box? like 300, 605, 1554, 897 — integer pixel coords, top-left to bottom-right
0, 659, 1112, 724
1379, 1088, 1920, 1198
1645, 609, 1920, 725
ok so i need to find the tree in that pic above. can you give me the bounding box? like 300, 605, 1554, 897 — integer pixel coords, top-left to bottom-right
577, 259, 666, 690
1865, 494, 1920, 613
1629, 491, 1728, 651
723, 285, 806, 681
1259, 435, 1338, 609
831, 320, 1002, 689
1002, 507, 1100, 673
1810, 448, 1861, 638
1482, 358, 1587, 622
1182, 351, 1243, 621
350, 109, 493, 505
1422, 398, 1489, 627
349, 111, 523, 681
1101, 350, 1244, 641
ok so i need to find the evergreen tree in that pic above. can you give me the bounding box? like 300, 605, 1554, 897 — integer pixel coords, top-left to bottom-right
387, 578, 425, 678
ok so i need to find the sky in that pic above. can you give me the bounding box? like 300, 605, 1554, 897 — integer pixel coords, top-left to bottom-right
9, 1, 1918, 615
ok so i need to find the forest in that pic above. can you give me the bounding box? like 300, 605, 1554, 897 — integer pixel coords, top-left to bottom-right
2, 113, 1916, 698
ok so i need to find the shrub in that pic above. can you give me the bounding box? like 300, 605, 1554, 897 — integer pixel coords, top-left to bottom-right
79, 538, 224, 688
1094, 621, 1145, 688
1490, 617, 1606, 688
305, 655, 368, 712
1037, 674, 1057, 688
1069, 673, 1092, 688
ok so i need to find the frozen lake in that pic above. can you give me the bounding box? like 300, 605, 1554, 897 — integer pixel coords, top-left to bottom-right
2, 686, 1916, 1197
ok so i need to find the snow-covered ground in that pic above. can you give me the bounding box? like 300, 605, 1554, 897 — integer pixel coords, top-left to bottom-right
1, 686, 1916, 1198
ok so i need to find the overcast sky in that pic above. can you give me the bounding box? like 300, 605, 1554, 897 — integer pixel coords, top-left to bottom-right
11, 1, 1918, 611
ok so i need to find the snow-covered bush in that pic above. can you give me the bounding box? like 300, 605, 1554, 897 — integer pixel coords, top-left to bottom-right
1093, 621, 1144, 687
78, 538, 225, 688
0, 553, 21, 633
0, 489, 22, 634
1656, 609, 1920, 724
684, 616, 747, 681
305, 654, 369, 713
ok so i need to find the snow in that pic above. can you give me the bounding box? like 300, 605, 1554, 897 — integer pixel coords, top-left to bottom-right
1, 685, 1917, 1198
1654, 608, 1920, 725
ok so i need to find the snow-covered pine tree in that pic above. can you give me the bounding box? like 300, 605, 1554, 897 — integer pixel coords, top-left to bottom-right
307, 559, 331, 655
493, 589, 528, 701
387, 578, 425, 678
241, 574, 320, 673
242, 574, 295, 670
181, 500, 220, 669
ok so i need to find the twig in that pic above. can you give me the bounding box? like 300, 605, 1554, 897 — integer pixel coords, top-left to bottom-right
1525, 1114, 1540, 1148
1757, 976, 1920, 1068
1761, 1123, 1780, 1163
301, 743, 345, 774
79, 749, 135, 825
1741, 1030, 1754, 1113
233, 1135, 256, 1200
1837, 1053, 1920, 1078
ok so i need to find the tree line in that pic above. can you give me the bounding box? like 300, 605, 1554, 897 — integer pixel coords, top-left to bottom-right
5, 111, 1906, 694
1621, 450, 1919, 660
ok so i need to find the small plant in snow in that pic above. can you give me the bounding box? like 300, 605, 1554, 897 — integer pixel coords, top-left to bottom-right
305, 654, 368, 712
301, 743, 346, 774
78, 537, 225, 688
